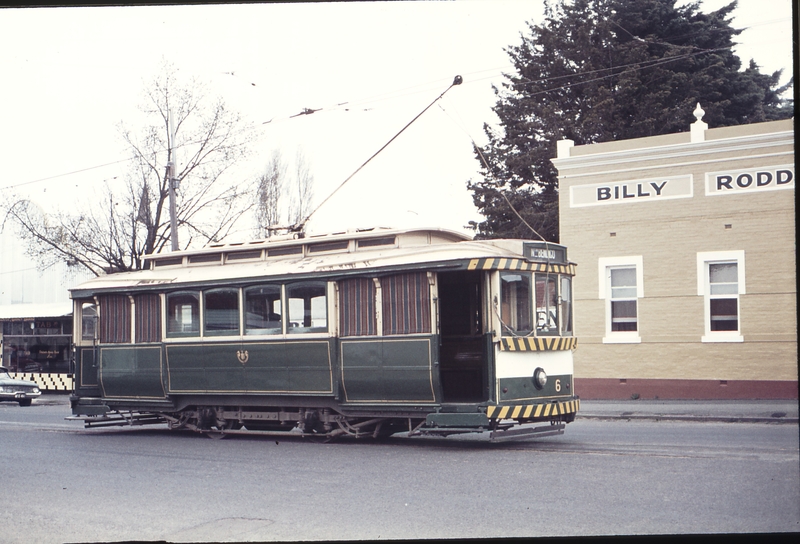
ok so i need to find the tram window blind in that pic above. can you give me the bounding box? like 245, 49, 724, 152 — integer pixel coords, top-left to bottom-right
135, 294, 161, 343
382, 272, 431, 335
99, 295, 131, 344
339, 278, 377, 336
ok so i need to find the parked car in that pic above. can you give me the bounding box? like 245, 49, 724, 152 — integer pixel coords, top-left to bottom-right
0, 367, 41, 406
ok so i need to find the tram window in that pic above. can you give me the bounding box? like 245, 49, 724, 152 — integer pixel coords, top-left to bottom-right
287, 282, 327, 333
204, 288, 240, 335
245, 285, 282, 335
81, 303, 97, 342
166, 292, 200, 337
535, 274, 558, 335
500, 272, 532, 335
560, 276, 573, 335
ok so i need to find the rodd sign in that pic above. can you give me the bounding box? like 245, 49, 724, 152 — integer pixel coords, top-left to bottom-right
706, 165, 794, 196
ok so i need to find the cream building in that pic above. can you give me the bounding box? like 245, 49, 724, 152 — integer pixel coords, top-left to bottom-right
553, 110, 796, 399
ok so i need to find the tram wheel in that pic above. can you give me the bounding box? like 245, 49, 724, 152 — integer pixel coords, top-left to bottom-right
205, 420, 242, 440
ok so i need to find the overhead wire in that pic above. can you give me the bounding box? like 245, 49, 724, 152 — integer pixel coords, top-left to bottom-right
0, 33, 779, 197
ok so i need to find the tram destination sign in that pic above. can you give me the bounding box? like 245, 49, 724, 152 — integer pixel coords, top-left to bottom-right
705, 165, 794, 196
569, 174, 693, 207
523, 242, 567, 264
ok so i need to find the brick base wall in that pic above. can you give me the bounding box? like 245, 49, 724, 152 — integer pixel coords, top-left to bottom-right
575, 378, 798, 400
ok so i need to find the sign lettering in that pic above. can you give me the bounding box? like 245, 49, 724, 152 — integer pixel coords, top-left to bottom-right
571, 175, 693, 207
707, 166, 794, 195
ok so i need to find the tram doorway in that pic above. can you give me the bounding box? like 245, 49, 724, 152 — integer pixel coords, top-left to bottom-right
437, 271, 489, 403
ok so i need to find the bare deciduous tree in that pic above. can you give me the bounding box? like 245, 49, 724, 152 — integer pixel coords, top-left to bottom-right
3, 62, 255, 276
254, 146, 314, 237
290, 148, 314, 227
255, 149, 286, 238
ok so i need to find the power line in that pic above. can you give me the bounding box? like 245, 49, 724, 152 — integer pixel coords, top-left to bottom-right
0, 37, 788, 195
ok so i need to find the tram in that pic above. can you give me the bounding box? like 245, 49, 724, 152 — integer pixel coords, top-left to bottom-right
68, 227, 579, 441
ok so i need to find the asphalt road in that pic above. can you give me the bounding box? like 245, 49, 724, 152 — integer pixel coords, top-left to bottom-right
1, 401, 798, 542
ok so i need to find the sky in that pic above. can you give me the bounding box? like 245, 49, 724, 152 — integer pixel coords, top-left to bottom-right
0, 0, 794, 244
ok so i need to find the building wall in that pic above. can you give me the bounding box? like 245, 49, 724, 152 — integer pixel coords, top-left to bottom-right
0, 230, 93, 390
554, 118, 796, 399
0, 230, 93, 306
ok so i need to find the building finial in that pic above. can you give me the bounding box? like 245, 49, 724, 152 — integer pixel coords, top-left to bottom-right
693, 102, 705, 122
691, 102, 707, 143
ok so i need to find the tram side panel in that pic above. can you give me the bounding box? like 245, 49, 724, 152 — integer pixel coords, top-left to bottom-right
99, 345, 166, 400
339, 336, 438, 403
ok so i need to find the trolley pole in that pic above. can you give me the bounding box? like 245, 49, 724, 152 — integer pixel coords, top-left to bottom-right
167, 110, 179, 251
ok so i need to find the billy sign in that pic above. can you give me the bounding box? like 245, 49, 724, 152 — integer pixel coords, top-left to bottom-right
570, 174, 693, 208
705, 165, 794, 196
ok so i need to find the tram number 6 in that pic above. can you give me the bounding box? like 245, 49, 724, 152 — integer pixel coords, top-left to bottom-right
555, 379, 561, 392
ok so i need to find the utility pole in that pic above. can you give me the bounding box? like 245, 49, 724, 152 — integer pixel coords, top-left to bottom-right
167, 109, 179, 251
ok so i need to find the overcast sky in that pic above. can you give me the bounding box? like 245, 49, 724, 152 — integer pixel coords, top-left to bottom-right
0, 0, 793, 241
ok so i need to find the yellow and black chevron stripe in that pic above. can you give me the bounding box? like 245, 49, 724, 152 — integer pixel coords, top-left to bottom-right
467, 257, 576, 276
486, 399, 580, 420
10, 372, 73, 391
499, 336, 577, 351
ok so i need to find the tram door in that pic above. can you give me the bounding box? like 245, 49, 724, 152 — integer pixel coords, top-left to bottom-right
437, 271, 489, 403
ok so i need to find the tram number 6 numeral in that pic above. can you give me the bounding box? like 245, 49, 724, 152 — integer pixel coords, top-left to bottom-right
555, 379, 561, 392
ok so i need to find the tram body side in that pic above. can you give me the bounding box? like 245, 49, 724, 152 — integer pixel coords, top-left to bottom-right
69, 240, 579, 439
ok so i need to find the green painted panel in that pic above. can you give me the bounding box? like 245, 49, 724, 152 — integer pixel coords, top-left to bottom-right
79, 347, 98, 387
244, 340, 333, 393
498, 374, 573, 402
100, 346, 165, 398
341, 337, 435, 402
203, 344, 248, 392
166, 343, 245, 393
166, 340, 333, 394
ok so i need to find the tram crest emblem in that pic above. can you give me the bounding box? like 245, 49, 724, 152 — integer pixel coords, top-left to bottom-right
236, 350, 249, 365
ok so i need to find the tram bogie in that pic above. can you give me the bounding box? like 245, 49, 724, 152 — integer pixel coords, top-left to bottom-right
68, 227, 579, 442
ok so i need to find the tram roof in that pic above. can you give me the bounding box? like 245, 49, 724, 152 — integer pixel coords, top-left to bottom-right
69, 227, 572, 297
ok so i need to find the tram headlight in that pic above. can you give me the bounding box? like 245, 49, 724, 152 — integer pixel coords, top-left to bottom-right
533, 367, 547, 390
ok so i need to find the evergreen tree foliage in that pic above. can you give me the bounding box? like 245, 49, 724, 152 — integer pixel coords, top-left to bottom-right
468, 0, 793, 241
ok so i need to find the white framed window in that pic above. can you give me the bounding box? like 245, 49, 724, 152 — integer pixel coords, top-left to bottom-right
599, 256, 643, 343
697, 251, 745, 342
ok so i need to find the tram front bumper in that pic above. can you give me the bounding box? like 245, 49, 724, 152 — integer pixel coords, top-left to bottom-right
424, 398, 580, 429
486, 398, 580, 422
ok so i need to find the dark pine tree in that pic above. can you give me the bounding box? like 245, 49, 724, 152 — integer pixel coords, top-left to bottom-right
468, 0, 793, 241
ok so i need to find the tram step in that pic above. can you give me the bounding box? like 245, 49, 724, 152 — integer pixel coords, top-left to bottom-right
425, 412, 489, 427
489, 423, 565, 442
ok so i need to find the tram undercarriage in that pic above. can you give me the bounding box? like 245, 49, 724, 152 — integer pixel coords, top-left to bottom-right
67, 400, 577, 442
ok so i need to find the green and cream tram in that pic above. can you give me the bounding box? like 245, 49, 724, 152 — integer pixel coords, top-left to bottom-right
69, 227, 579, 441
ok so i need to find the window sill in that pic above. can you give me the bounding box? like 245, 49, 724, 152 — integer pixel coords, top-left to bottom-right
702, 334, 744, 343
602, 335, 641, 344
